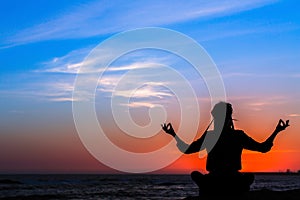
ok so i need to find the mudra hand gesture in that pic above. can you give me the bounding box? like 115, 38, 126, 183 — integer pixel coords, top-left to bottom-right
275, 119, 290, 132
161, 123, 176, 137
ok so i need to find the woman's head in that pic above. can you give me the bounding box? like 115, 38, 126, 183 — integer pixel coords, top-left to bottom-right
211, 101, 234, 130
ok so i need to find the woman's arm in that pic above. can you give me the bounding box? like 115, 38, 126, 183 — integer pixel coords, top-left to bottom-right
243, 119, 289, 153
161, 123, 206, 154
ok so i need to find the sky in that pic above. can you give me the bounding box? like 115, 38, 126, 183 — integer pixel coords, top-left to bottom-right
0, 0, 300, 174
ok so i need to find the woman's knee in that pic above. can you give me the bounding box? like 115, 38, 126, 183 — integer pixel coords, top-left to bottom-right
191, 171, 202, 178
243, 173, 255, 184
191, 171, 204, 183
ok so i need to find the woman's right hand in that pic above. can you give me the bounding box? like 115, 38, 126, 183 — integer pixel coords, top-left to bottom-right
161, 123, 176, 137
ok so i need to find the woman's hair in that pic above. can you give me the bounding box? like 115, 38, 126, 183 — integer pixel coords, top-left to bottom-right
211, 101, 234, 130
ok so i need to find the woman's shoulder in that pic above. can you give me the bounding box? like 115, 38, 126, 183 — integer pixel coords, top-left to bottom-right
233, 129, 245, 133
232, 129, 252, 140
232, 129, 247, 136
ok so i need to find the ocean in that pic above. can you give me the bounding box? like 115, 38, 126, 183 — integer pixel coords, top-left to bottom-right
0, 173, 299, 199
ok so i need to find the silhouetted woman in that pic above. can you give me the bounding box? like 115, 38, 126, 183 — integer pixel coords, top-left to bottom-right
162, 101, 289, 196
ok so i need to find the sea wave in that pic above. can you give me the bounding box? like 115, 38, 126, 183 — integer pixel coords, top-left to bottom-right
0, 173, 299, 199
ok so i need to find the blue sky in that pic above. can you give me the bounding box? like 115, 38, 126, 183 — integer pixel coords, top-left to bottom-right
1, 0, 299, 99
1, 0, 299, 108
1, 0, 300, 173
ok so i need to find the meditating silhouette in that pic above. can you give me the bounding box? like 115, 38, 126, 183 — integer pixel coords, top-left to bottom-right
161, 101, 290, 196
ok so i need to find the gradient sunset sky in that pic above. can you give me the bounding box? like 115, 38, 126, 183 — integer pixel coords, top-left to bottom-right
1, 0, 300, 174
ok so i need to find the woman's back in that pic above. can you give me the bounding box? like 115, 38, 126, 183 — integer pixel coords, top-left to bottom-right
206, 129, 246, 174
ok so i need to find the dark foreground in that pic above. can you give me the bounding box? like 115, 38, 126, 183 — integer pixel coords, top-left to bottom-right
0, 189, 299, 200
0, 173, 299, 199
184, 189, 300, 200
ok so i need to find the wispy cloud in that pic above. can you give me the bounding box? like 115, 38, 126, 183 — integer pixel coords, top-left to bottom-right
98, 75, 173, 99
2, 0, 277, 47
112, 84, 173, 99
194, 20, 299, 42
30, 47, 179, 103
0, 80, 78, 102
108, 62, 163, 72
37, 46, 171, 74
36, 47, 93, 74
287, 113, 300, 117
36, 62, 175, 103
123, 102, 162, 108
222, 72, 300, 79
38, 82, 76, 102
40, 81, 94, 102
247, 96, 288, 111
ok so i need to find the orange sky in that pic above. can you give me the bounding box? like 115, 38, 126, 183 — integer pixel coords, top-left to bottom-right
1, 0, 300, 175
1, 98, 299, 174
